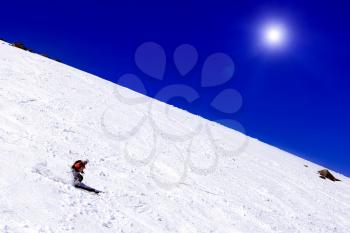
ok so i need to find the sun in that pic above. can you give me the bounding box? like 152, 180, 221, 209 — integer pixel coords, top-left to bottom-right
263, 24, 286, 46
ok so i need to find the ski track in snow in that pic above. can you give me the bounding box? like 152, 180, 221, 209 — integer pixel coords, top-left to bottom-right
0, 40, 350, 233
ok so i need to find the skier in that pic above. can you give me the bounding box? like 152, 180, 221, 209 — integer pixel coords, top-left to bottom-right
71, 160, 101, 194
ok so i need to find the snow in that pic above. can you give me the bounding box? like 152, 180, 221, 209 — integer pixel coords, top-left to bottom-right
0, 40, 349, 233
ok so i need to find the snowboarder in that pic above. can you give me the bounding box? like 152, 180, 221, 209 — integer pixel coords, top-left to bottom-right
71, 160, 101, 194
318, 169, 341, 181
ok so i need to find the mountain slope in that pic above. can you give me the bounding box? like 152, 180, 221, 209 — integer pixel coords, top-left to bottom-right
0, 40, 349, 233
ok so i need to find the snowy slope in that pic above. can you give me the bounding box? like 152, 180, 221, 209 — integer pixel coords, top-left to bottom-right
0, 40, 349, 233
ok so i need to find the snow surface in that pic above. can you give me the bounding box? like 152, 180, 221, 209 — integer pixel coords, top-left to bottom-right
0, 40, 349, 233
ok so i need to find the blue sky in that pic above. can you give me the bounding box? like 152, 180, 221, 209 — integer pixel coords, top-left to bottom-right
1, 0, 349, 176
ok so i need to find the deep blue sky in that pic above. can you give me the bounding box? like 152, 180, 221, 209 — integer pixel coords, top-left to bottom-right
1, 0, 349, 176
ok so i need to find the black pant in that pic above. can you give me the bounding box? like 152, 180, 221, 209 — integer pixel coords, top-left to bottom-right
74, 182, 98, 193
